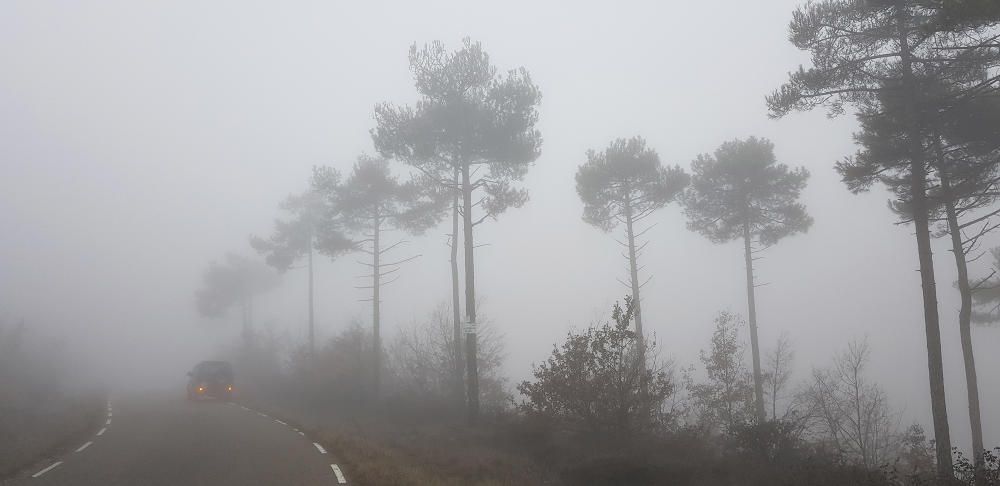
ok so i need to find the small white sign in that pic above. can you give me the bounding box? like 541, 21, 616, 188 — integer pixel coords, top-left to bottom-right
464, 320, 477, 334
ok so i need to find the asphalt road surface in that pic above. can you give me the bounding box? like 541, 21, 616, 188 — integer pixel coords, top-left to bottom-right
5, 393, 348, 486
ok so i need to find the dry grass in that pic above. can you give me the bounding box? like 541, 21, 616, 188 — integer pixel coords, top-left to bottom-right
0, 390, 105, 478
245, 396, 553, 486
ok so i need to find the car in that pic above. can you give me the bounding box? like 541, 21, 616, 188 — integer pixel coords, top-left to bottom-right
187, 360, 234, 401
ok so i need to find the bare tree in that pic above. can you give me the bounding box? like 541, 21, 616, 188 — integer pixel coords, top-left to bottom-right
389, 302, 508, 412
764, 332, 795, 421
798, 339, 900, 469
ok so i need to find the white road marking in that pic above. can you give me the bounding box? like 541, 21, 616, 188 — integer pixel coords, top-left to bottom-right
105, 419, 112, 425
97, 427, 107, 436
274, 419, 287, 425
313, 442, 327, 454
257, 412, 268, 418
297, 431, 305, 436
331, 464, 347, 484
31, 461, 62, 478
75, 441, 93, 452
107, 412, 113, 417
240, 406, 250, 411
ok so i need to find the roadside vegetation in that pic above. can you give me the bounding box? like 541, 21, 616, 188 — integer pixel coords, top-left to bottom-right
190, 1, 1000, 485
0, 322, 105, 478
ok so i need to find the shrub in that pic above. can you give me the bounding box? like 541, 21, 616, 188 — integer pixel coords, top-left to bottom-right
517, 297, 676, 437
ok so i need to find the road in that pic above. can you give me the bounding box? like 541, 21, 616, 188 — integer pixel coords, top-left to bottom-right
4, 393, 348, 486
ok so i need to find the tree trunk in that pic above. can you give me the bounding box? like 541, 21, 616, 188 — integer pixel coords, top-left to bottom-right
896, 3, 953, 475
940, 166, 986, 479
308, 230, 315, 357
451, 167, 464, 408
461, 164, 479, 423
743, 220, 766, 423
373, 213, 382, 400
623, 201, 644, 343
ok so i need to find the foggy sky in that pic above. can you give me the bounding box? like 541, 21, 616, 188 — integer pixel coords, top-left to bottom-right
1, 1, 997, 448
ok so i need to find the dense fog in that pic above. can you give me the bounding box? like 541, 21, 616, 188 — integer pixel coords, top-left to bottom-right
2, 2, 999, 483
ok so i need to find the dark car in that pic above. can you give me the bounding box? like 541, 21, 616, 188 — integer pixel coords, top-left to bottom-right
187, 360, 234, 401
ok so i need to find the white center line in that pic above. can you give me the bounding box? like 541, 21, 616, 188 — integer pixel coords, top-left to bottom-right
274, 419, 287, 426
75, 441, 94, 452
331, 464, 347, 484
31, 461, 62, 478
312, 442, 327, 454
97, 427, 107, 436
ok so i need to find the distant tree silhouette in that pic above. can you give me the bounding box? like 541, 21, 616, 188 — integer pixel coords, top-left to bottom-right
195, 254, 280, 346
326, 155, 444, 398
575, 136, 688, 351
250, 169, 354, 356
372, 38, 542, 421
681, 137, 811, 423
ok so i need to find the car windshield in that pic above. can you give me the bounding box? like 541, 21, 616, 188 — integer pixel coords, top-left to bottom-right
194, 362, 232, 378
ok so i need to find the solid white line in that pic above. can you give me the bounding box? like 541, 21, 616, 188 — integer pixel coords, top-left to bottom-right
75, 441, 93, 452
97, 427, 107, 436
312, 442, 327, 454
331, 464, 347, 484
275, 419, 287, 426
31, 461, 62, 478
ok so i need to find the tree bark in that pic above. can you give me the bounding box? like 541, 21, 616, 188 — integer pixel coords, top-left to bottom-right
451, 167, 464, 408
308, 230, 315, 357
461, 164, 479, 423
372, 212, 382, 400
940, 165, 986, 479
743, 220, 766, 423
623, 200, 644, 343
896, 2, 953, 475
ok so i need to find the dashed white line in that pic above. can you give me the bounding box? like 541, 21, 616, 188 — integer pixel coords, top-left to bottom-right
274, 419, 287, 426
297, 431, 305, 436
97, 427, 107, 436
75, 441, 94, 452
257, 412, 268, 418
312, 442, 327, 454
105, 419, 112, 425
331, 464, 347, 484
31, 461, 62, 478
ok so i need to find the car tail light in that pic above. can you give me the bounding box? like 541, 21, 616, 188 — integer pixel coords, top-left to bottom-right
227, 385, 233, 392
197, 386, 205, 393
